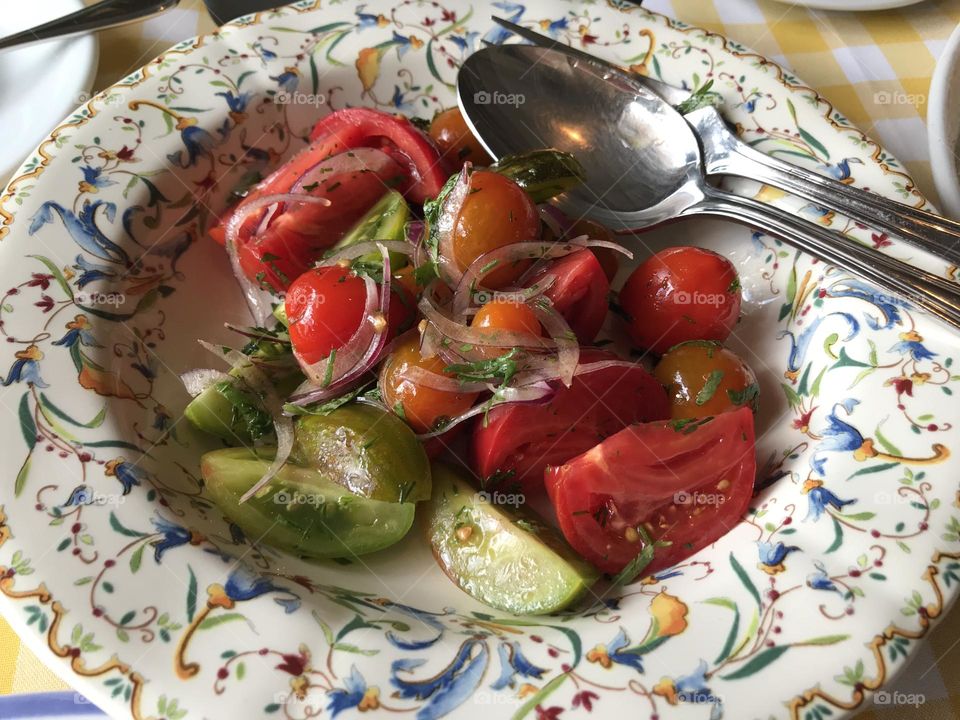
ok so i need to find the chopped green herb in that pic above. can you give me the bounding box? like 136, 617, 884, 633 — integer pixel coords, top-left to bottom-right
609, 526, 671, 588
482, 468, 516, 490
393, 400, 407, 420
321, 349, 337, 388
675, 79, 718, 115
444, 348, 522, 386
282, 382, 372, 417
214, 381, 273, 441
514, 519, 539, 534
696, 369, 725, 406
727, 382, 760, 411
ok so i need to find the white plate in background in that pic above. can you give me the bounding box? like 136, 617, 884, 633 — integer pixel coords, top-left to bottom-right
0, 0, 98, 182
929, 22, 960, 219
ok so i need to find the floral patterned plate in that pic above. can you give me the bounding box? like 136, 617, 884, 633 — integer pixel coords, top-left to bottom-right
1, 2, 958, 719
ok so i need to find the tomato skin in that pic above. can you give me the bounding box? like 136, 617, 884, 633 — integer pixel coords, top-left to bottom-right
528, 250, 610, 344
451, 171, 540, 288
429, 107, 493, 168
472, 300, 542, 358
380, 333, 479, 434
309, 108, 449, 203
619, 247, 742, 355
545, 407, 756, 575
654, 341, 759, 419
287, 266, 417, 365
472, 350, 670, 494
287, 267, 369, 365
230, 147, 404, 289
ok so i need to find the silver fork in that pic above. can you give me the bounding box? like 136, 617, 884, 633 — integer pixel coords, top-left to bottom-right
492, 16, 960, 269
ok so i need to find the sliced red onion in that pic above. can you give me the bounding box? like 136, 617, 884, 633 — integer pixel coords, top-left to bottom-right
539, 204, 571, 237
419, 293, 556, 350
179, 368, 231, 398
198, 341, 293, 504
399, 365, 488, 394
291, 147, 396, 195
224, 193, 333, 326
450, 239, 593, 319
529, 298, 579, 387
512, 358, 645, 388
318, 240, 416, 266
288, 244, 393, 406
569, 234, 634, 259
434, 164, 472, 287
415, 383, 554, 440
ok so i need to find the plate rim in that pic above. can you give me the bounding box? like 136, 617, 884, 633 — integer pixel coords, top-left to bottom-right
0, 3, 954, 720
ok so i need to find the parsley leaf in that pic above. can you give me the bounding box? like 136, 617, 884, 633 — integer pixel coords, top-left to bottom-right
444, 348, 522, 386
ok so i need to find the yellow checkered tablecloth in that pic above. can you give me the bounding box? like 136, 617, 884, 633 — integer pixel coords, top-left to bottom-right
3, 0, 960, 717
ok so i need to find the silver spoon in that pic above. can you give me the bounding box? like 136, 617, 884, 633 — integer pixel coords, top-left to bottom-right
492, 17, 960, 268
0, 0, 179, 53
457, 44, 960, 331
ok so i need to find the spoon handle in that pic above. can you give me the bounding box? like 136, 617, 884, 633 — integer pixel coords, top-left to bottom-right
0, 0, 179, 53
689, 107, 960, 268
687, 186, 960, 332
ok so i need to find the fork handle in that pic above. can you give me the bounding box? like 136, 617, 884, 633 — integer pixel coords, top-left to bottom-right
0, 0, 178, 52
685, 186, 960, 332
690, 108, 960, 269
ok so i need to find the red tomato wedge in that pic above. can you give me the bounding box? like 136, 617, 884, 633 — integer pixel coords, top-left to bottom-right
235, 148, 403, 289
528, 250, 610, 344
309, 107, 449, 204
545, 407, 756, 575
472, 350, 670, 495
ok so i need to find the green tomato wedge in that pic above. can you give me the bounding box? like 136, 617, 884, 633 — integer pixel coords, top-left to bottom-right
332, 189, 410, 267
201, 447, 415, 559
290, 404, 430, 503
427, 463, 599, 615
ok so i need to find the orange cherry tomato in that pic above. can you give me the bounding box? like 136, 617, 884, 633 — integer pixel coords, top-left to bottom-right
450, 171, 540, 288
380, 333, 479, 434
471, 299, 542, 359
653, 341, 759, 419
429, 107, 493, 168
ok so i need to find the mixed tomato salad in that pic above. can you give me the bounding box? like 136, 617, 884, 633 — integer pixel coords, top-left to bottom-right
184, 106, 760, 615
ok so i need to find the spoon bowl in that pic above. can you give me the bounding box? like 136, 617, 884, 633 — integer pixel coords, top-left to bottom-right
457, 44, 960, 330
458, 44, 702, 228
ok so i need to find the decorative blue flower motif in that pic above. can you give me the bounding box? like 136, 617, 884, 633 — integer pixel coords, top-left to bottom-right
807, 561, 840, 592
392, 639, 488, 720
482, 2, 525, 45
757, 541, 800, 575
539, 17, 568, 37
778, 312, 858, 382
270, 66, 300, 93
355, 5, 389, 29
79, 165, 117, 193
167, 122, 217, 169
103, 458, 150, 495
63, 485, 95, 506
889, 330, 936, 362
586, 628, 645, 672
328, 665, 380, 717
380, 599, 447, 650
827, 278, 908, 330
810, 399, 865, 476
52, 315, 100, 348
803, 479, 856, 522
29, 201, 130, 266
490, 641, 545, 690
150, 514, 199, 561
816, 157, 863, 183
389, 85, 415, 112
216, 90, 252, 120
73, 254, 117, 288
1, 346, 48, 388
223, 564, 301, 612
654, 660, 723, 719
447, 30, 480, 53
